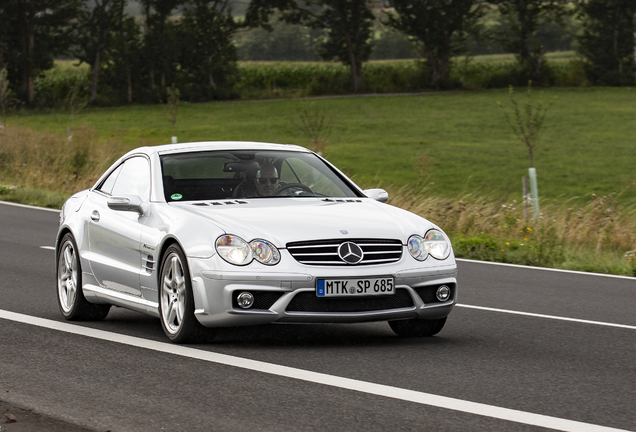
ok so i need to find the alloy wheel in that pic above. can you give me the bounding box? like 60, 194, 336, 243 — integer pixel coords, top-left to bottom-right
161, 253, 187, 334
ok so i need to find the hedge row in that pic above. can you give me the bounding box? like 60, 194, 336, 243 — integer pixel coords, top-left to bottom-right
30, 58, 590, 108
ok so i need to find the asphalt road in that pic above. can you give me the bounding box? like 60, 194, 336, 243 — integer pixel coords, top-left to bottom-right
0, 201, 635, 432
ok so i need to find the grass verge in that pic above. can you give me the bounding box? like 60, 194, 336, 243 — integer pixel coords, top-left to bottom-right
389, 187, 636, 277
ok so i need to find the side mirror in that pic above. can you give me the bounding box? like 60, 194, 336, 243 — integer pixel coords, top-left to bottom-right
108, 195, 145, 214
364, 188, 389, 203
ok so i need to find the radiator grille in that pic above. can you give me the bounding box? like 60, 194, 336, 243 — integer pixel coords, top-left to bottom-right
287, 239, 403, 266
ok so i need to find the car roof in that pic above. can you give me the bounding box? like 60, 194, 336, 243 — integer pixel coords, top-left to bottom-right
125, 141, 311, 158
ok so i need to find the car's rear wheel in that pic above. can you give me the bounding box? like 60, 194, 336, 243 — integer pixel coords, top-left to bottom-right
389, 317, 447, 337
57, 233, 110, 321
159, 245, 215, 343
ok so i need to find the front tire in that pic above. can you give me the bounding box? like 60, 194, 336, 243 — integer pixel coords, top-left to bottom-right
56, 233, 110, 321
389, 317, 447, 337
159, 245, 215, 343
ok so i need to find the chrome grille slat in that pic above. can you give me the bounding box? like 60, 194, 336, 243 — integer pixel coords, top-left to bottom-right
287, 238, 403, 266
294, 252, 339, 255
289, 243, 340, 247
358, 258, 398, 264
363, 251, 401, 255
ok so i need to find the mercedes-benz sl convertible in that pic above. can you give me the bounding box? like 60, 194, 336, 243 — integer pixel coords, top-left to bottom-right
56, 141, 457, 343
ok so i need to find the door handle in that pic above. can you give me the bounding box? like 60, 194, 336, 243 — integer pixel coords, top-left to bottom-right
91, 210, 100, 222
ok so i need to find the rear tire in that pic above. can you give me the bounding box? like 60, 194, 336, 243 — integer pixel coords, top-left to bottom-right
56, 234, 110, 321
159, 245, 216, 343
389, 317, 447, 337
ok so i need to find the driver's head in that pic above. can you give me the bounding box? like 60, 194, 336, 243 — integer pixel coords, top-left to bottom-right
255, 163, 279, 196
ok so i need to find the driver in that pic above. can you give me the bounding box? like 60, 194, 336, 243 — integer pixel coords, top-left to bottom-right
255, 163, 280, 197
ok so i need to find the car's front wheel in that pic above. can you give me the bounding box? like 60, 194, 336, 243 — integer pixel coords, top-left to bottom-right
389, 317, 447, 337
159, 245, 215, 343
57, 233, 110, 321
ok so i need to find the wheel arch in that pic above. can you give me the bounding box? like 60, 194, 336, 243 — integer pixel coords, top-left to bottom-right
56, 227, 73, 255
155, 235, 184, 285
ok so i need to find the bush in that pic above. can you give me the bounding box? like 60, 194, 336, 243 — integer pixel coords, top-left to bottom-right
33, 65, 90, 108
235, 62, 351, 98
552, 59, 589, 87
365, 61, 430, 93
452, 58, 588, 89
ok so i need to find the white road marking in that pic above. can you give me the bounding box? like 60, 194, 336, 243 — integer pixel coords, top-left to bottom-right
0, 309, 629, 432
0, 200, 60, 213
456, 258, 636, 280
456, 304, 636, 330
40, 246, 55, 251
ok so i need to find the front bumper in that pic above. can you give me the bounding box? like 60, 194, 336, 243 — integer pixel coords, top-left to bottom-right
188, 251, 458, 328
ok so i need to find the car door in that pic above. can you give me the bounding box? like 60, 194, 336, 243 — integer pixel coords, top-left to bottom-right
87, 156, 151, 297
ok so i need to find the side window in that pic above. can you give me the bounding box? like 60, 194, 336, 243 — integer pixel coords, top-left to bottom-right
98, 164, 123, 195
111, 157, 151, 200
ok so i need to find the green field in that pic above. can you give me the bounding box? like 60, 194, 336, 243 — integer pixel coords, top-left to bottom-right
7, 86, 636, 204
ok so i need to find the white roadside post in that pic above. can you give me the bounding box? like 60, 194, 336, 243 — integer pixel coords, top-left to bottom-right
172, 136, 177, 144
529, 167, 539, 220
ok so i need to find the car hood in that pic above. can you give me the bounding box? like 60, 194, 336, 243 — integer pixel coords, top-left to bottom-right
170, 198, 436, 247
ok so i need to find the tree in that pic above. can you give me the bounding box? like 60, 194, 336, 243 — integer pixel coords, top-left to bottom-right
577, 0, 636, 85
493, 0, 568, 83
383, 0, 483, 89
235, 18, 322, 61
246, 0, 376, 93
0, 68, 12, 129
1, 0, 82, 104
0, 2, 8, 72
498, 81, 555, 220
498, 81, 555, 168
96, 7, 145, 105
140, 0, 184, 91
115, 0, 136, 103
177, 0, 241, 99
289, 101, 331, 154
74, 0, 123, 104
166, 83, 179, 138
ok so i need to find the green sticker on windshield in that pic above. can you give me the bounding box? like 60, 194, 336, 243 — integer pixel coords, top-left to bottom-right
171, 193, 183, 201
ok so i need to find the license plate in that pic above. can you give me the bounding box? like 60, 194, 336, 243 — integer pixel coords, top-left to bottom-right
316, 277, 395, 297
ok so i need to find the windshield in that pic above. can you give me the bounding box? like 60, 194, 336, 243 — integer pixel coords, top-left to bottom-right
160, 150, 361, 202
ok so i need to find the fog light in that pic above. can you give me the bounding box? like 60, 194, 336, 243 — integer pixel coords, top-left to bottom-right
237, 292, 254, 309
436, 285, 451, 301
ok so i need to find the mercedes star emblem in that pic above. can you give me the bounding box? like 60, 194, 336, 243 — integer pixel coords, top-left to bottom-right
338, 242, 364, 265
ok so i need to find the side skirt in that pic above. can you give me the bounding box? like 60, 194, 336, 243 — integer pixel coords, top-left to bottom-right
83, 283, 160, 318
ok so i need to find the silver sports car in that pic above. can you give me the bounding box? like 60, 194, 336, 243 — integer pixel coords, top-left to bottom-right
56, 141, 457, 343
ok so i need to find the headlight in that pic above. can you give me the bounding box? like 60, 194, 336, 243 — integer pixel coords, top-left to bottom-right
407, 235, 427, 261
250, 239, 281, 265
424, 229, 450, 260
215, 235, 281, 266
59, 203, 66, 226
216, 235, 253, 266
